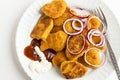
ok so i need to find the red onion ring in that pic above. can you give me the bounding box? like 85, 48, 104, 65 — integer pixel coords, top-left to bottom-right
90, 29, 103, 45
91, 29, 102, 36
88, 16, 106, 34
72, 19, 83, 30
63, 18, 84, 35
70, 7, 90, 18
81, 18, 88, 29
84, 48, 106, 67
86, 29, 105, 47
91, 29, 105, 47
90, 29, 105, 47
86, 28, 95, 39
67, 34, 85, 55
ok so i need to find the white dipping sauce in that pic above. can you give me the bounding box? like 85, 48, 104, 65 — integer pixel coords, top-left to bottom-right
29, 46, 52, 73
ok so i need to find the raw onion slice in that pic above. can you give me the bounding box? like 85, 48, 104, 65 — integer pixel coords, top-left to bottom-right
84, 48, 106, 67
91, 29, 105, 47
86, 29, 105, 47
88, 16, 106, 34
72, 19, 83, 30
66, 34, 85, 55
90, 30, 105, 47
81, 18, 88, 28
63, 18, 84, 35
70, 7, 90, 18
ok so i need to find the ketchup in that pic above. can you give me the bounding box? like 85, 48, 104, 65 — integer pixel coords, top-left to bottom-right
24, 39, 56, 62
24, 39, 41, 61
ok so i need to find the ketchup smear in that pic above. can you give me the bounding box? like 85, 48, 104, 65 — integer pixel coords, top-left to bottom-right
24, 39, 56, 62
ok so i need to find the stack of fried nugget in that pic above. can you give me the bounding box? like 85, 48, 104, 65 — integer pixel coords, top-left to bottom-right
30, 0, 106, 79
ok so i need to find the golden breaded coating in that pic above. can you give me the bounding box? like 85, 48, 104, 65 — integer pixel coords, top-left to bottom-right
79, 48, 101, 68
78, 56, 95, 68
41, 0, 67, 18
92, 36, 101, 44
99, 45, 107, 50
65, 48, 86, 61
60, 61, 88, 79
51, 26, 63, 33
52, 51, 67, 68
53, 8, 73, 26
78, 56, 86, 65
81, 28, 88, 36
40, 31, 68, 51
87, 16, 101, 29
65, 35, 88, 60
31, 16, 53, 41
64, 20, 76, 33
92, 36, 107, 50
86, 36, 107, 50
86, 49, 101, 65
68, 35, 84, 53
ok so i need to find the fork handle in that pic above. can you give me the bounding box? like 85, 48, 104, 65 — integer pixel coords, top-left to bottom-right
106, 38, 120, 80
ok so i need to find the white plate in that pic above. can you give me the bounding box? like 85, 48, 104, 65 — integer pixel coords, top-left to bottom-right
15, 0, 120, 80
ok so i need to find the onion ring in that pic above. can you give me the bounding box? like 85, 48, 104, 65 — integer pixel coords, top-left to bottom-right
63, 18, 84, 35
70, 7, 90, 18
81, 18, 88, 28
88, 16, 106, 34
84, 48, 106, 67
86, 29, 105, 47
72, 19, 83, 30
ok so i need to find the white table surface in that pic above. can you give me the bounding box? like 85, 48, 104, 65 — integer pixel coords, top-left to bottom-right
0, 0, 120, 80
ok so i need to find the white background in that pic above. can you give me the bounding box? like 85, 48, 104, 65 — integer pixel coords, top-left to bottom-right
0, 0, 120, 80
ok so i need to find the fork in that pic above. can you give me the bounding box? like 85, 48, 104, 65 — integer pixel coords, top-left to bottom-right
90, 2, 120, 80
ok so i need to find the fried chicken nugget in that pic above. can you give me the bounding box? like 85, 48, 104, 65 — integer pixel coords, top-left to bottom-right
86, 49, 101, 66
65, 35, 88, 60
92, 36, 107, 50
87, 16, 101, 30
78, 56, 97, 69
51, 25, 63, 33
41, 0, 67, 18
79, 48, 101, 68
60, 61, 88, 79
64, 20, 76, 33
31, 16, 53, 41
99, 45, 107, 50
40, 31, 68, 51
68, 35, 85, 53
86, 35, 107, 50
53, 7, 73, 26
65, 48, 86, 61
52, 51, 67, 68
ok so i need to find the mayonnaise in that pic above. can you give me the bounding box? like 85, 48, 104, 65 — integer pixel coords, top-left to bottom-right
29, 46, 52, 73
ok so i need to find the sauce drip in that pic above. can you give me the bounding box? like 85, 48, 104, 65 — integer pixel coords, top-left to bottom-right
43, 49, 56, 62
24, 39, 56, 62
24, 39, 41, 61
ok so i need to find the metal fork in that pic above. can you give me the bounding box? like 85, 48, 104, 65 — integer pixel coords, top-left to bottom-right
91, 6, 120, 80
